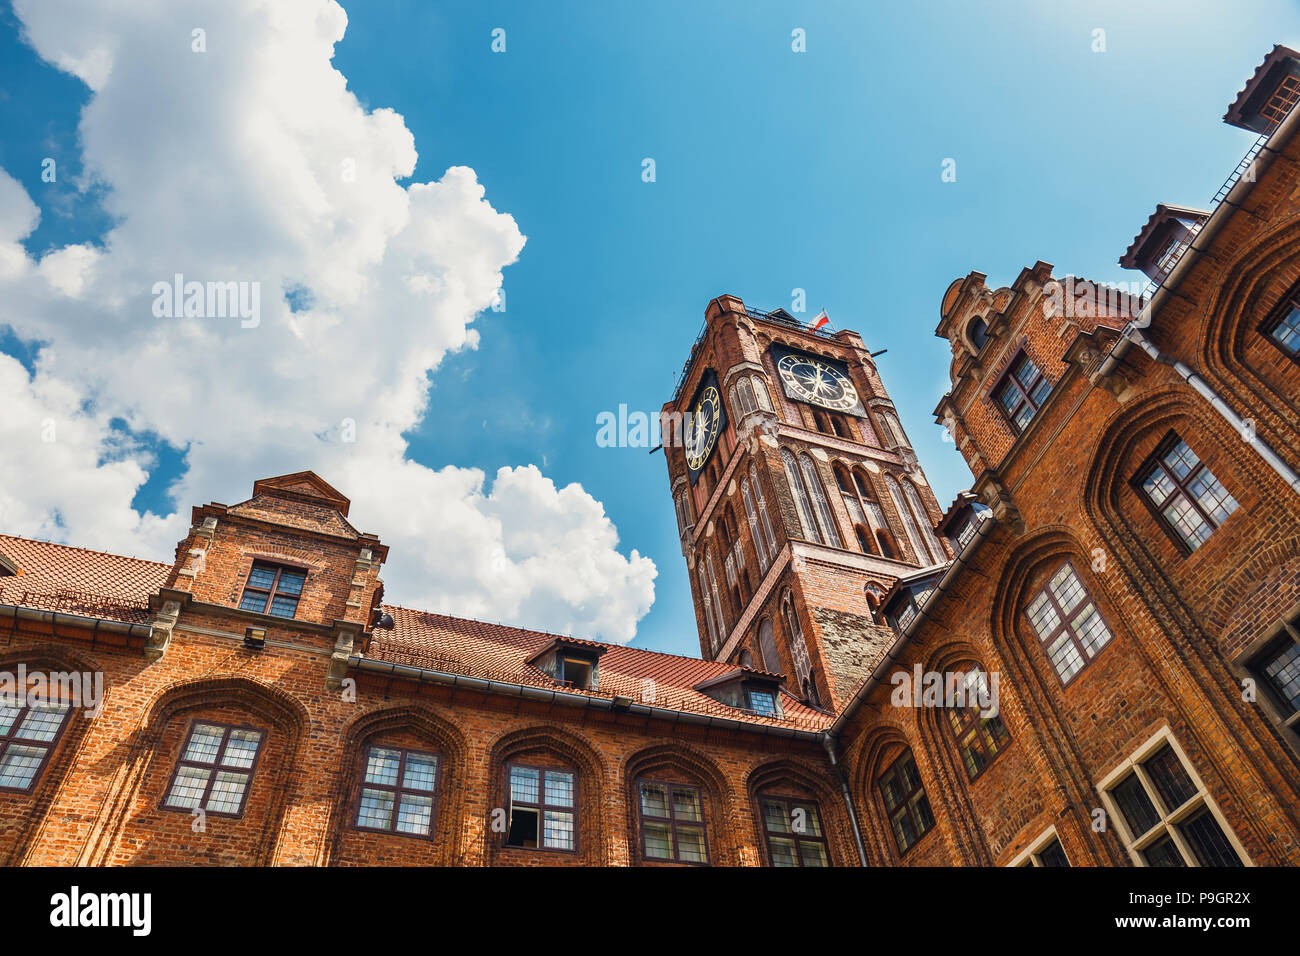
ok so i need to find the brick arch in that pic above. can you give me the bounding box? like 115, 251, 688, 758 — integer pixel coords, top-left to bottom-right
325, 703, 469, 866
744, 756, 852, 866
0, 644, 107, 865
81, 675, 310, 866
1199, 210, 1300, 437
485, 724, 611, 865
849, 723, 928, 866
621, 743, 736, 866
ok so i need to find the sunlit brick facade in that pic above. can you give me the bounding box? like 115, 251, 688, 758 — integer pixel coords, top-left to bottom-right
3, 47, 1300, 867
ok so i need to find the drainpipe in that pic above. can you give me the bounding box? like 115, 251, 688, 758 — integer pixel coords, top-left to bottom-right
822, 732, 869, 866
1093, 104, 1300, 496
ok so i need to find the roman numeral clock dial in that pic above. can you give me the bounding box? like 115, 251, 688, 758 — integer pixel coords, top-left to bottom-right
685, 385, 723, 471
776, 354, 859, 411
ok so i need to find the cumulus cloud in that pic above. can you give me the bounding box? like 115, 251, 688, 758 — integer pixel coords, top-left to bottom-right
0, 0, 656, 643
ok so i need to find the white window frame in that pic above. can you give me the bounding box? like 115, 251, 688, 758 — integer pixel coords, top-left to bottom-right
1007, 825, 1068, 867
1095, 726, 1251, 867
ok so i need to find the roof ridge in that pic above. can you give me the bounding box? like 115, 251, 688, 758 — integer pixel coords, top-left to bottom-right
0, 533, 171, 570
381, 603, 729, 668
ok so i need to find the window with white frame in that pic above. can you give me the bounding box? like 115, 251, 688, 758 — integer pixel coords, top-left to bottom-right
1097, 729, 1248, 867
1008, 826, 1070, 867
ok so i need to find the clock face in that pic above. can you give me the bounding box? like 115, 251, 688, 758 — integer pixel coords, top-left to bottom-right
776, 354, 860, 411
685, 385, 723, 471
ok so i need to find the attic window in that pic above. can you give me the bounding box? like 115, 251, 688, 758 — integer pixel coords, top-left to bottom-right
559, 655, 595, 691
1262, 74, 1300, 127
969, 317, 990, 351
745, 687, 779, 717
239, 561, 306, 619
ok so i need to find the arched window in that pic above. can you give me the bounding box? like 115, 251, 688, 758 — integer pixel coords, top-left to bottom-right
733, 377, 757, 417
741, 477, 771, 571
799, 454, 840, 546
704, 550, 726, 651
758, 618, 780, 673
969, 316, 990, 351
738, 649, 754, 668
855, 525, 873, 553
885, 474, 933, 566
673, 487, 693, 538
752, 377, 773, 412
903, 480, 946, 565
830, 416, 848, 439
636, 778, 709, 864
946, 664, 1011, 780
759, 791, 829, 867
835, 465, 893, 556
781, 448, 818, 541
749, 463, 779, 559
877, 750, 935, 855
697, 566, 720, 652
781, 592, 814, 698
506, 761, 577, 851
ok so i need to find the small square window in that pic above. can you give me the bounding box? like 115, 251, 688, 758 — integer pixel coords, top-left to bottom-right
238, 561, 306, 619
1134, 434, 1238, 554
994, 353, 1052, 434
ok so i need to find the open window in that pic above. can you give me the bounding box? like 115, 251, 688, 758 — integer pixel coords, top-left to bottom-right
693, 668, 785, 719
526, 637, 607, 692
505, 763, 577, 852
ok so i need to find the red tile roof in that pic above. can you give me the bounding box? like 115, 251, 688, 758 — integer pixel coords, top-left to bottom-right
0, 533, 834, 730
0, 534, 168, 624
368, 606, 834, 731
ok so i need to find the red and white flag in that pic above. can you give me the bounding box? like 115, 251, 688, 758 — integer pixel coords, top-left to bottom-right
809, 309, 830, 331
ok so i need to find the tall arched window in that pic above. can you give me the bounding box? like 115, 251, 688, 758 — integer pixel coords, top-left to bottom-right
799, 454, 840, 547
885, 474, 932, 566
968, 316, 990, 352
781, 448, 818, 541
834, 464, 893, 557
945, 663, 1011, 780
903, 480, 946, 565
673, 487, 693, 538
704, 550, 726, 650
697, 565, 720, 652
741, 477, 771, 571
749, 463, 779, 559
758, 618, 780, 673
781, 592, 816, 705
877, 750, 935, 855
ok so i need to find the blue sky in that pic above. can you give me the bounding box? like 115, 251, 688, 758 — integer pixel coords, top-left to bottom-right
2, 0, 1296, 656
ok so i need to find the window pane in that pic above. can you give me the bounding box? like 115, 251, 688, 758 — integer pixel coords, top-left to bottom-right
996, 381, 1020, 414
747, 690, 777, 716
221, 729, 262, 769
276, 570, 306, 595
1049, 565, 1085, 614
164, 764, 210, 808
1026, 594, 1061, 640
1162, 440, 1200, 480
671, 787, 702, 823
1142, 745, 1198, 813
395, 794, 433, 835
205, 770, 250, 814
792, 803, 823, 837
239, 592, 268, 613
891, 810, 918, 851
0, 702, 21, 736
1270, 305, 1300, 353
542, 810, 575, 850
14, 703, 69, 742
0, 742, 46, 790
1037, 839, 1070, 867
799, 842, 830, 867
365, 747, 402, 786
1046, 634, 1085, 683
1186, 469, 1238, 525
676, 825, 707, 863
247, 565, 277, 589
182, 724, 226, 764
269, 595, 299, 618
1141, 834, 1186, 867
543, 770, 574, 808
509, 766, 539, 804
402, 753, 438, 792
1142, 466, 1176, 507
1015, 357, 1041, 389
768, 836, 799, 867
763, 800, 791, 834
1073, 605, 1112, 658
643, 821, 673, 859
1178, 808, 1243, 868
640, 783, 669, 818
1162, 495, 1211, 550
1261, 640, 1300, 712
1112, 773, 1161, 837
357, 787, 394, 829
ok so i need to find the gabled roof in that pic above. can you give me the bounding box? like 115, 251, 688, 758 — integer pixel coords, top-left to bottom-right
1224, 45, 1300, 129
251, 471, 351, 516
1119, 204, 1210, 269
0, 534, 168, 624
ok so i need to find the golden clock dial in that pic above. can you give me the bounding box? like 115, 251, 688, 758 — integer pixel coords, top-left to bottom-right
685, 386, 723, 470
776, 354, 859, 411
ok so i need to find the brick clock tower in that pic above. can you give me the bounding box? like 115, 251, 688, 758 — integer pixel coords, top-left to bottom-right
662, 295, 952, 713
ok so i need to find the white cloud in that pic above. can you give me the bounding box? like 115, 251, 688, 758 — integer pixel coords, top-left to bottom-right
0, 0, 656, 642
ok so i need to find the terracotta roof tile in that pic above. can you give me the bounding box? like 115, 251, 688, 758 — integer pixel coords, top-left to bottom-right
0, 534, 168, 624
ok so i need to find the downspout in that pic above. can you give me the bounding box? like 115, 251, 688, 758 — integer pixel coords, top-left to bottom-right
1093, 105, 1300, 496
822, 732, 869, 866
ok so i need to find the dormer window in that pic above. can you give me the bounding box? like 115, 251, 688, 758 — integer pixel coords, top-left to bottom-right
745, 687, 778, 717
694, 669, 784, 719
239, 561, 305, 619
528, 638, 607, 692
994, 352, 1052, 434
